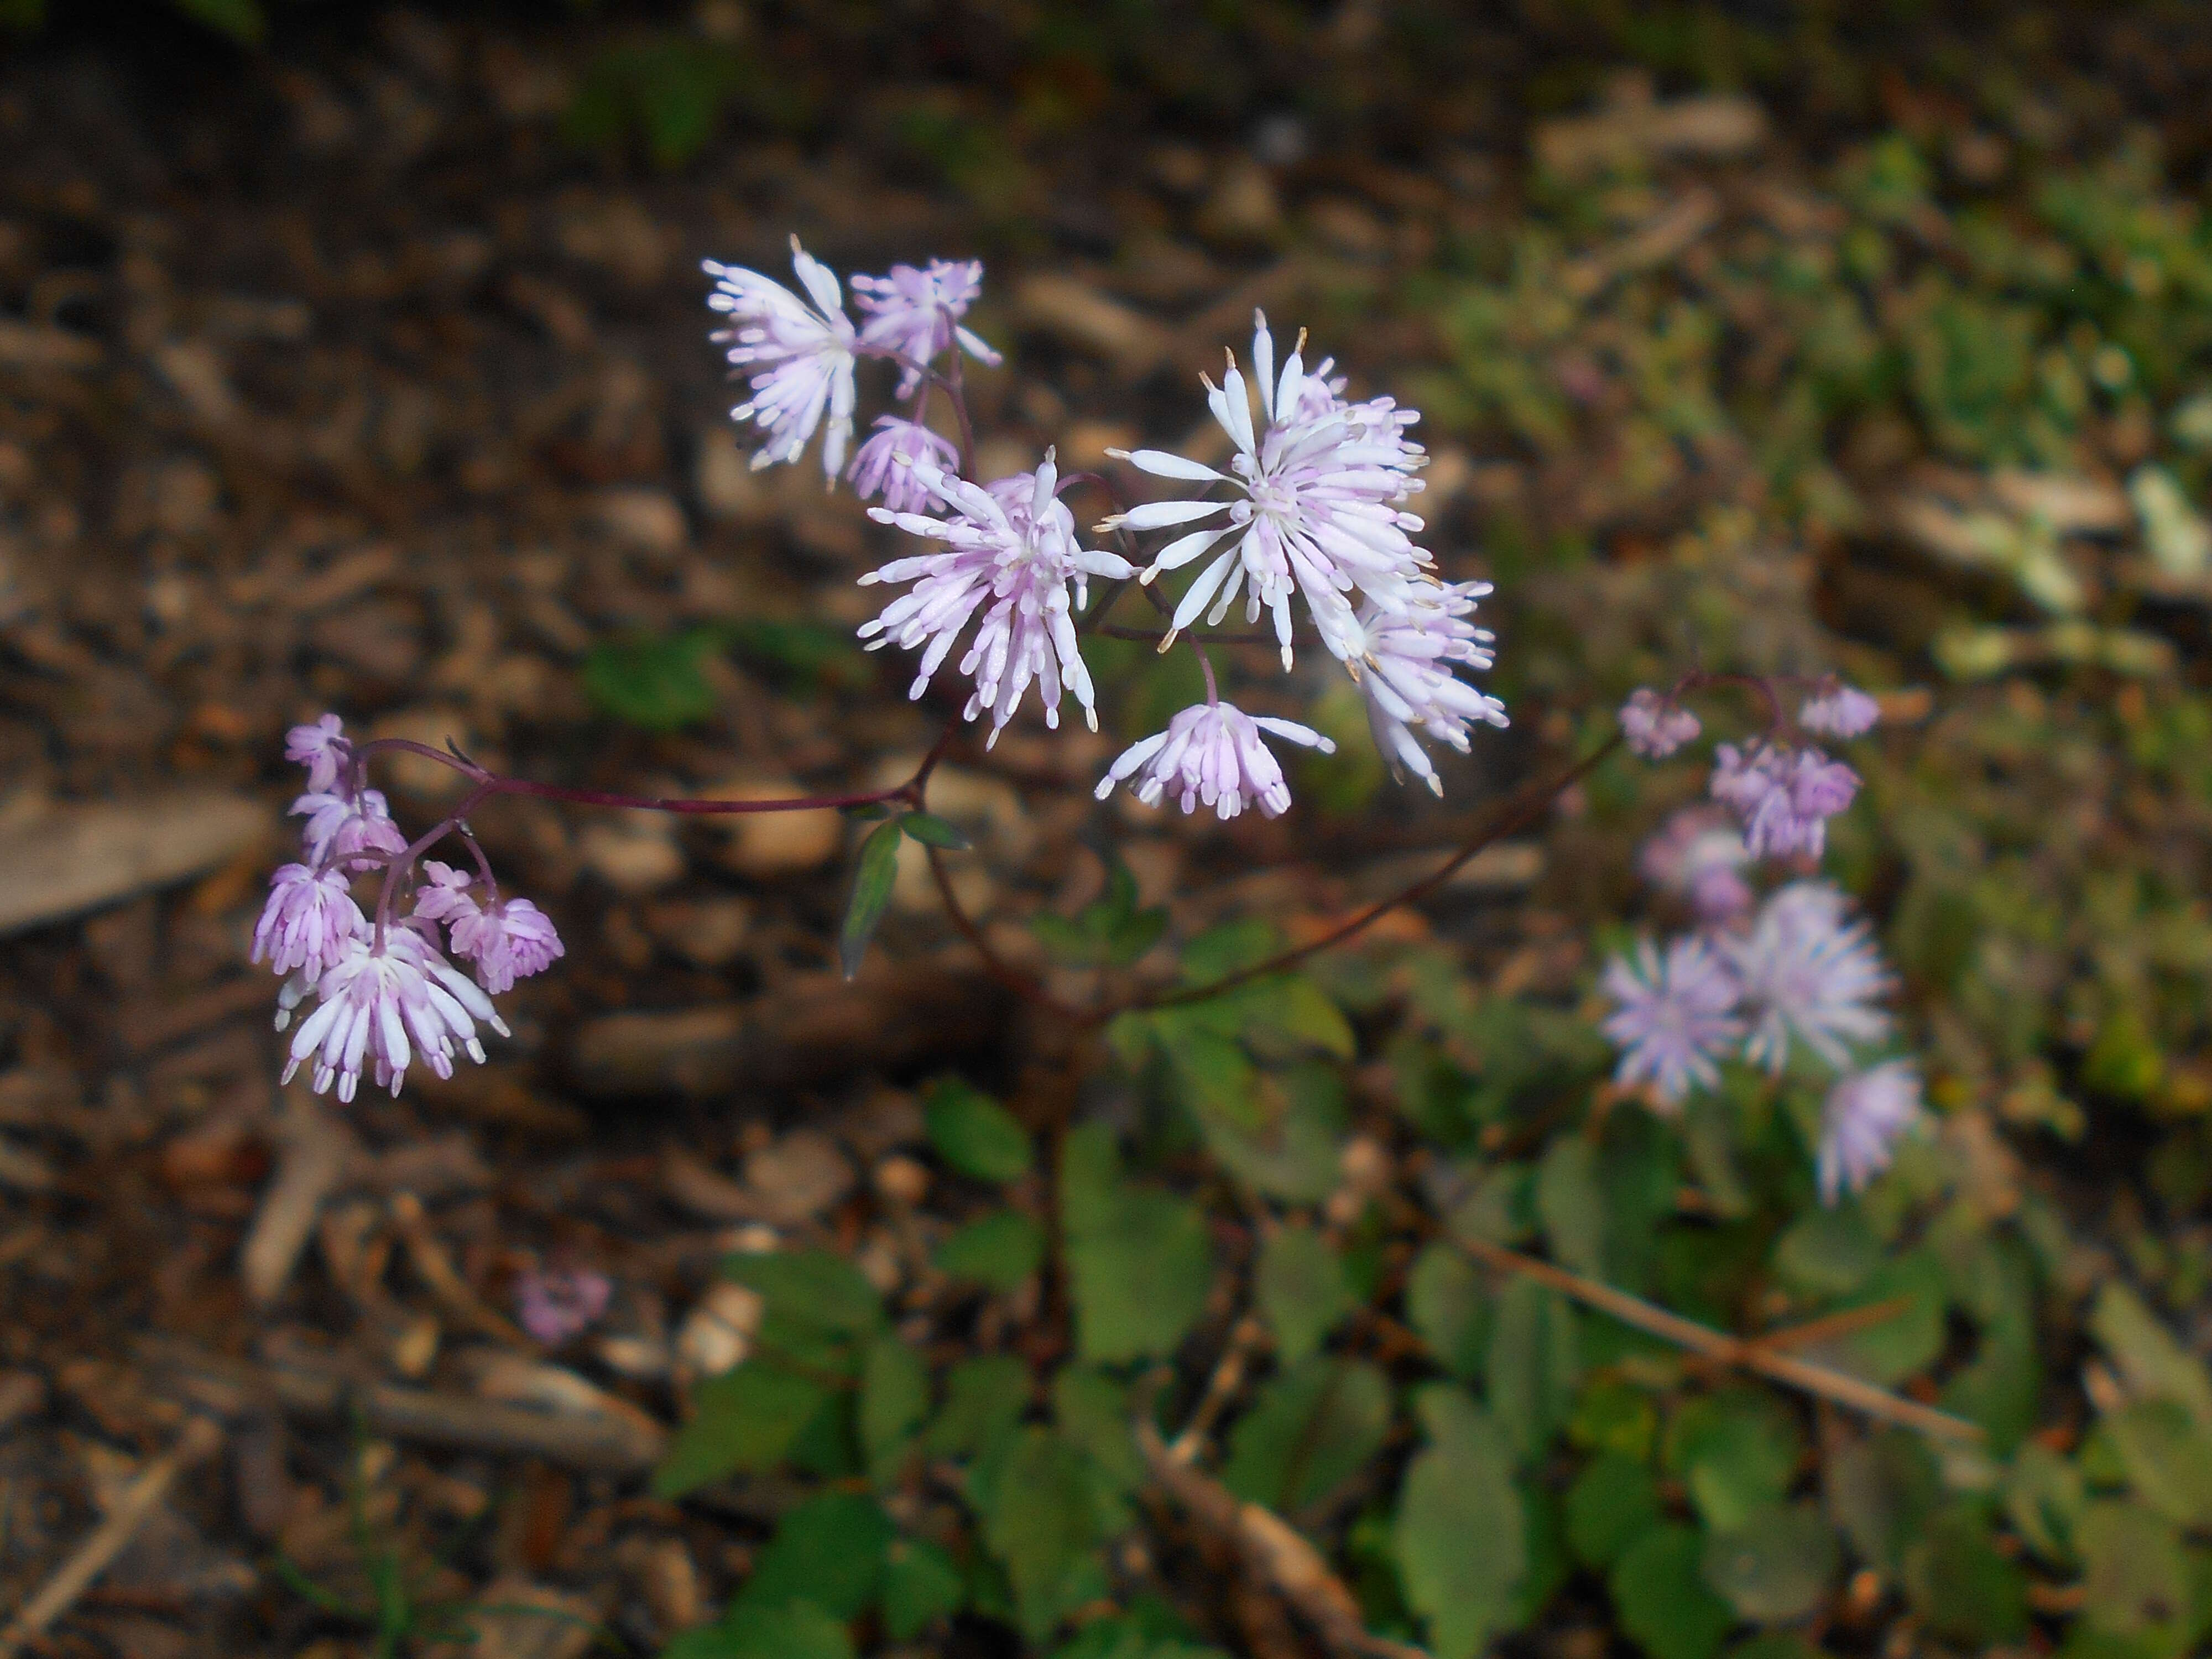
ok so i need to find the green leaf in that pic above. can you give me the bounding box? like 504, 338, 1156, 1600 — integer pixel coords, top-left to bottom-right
171, 0, 265, 43
1061, 1127, 1213, 1365
1406, 1242, 1489, 1382
2105, 1401, 2212, 1529
2007, 1438, 2086, 1565
1052, 1367, 1145, 1497
1394, 1386, 1526, 1659
860, 1335, 929, 1485
1825, 1428, 1939, 1577
1901, 1505, 2030, 1646
1256, 1225, 1353, 1365
1567, 1452, 1663, 1569
582, 628, 719, 729
654, 1363, 830, 1498
980, 1427, 1109, 1642
1030, 847, 1168, 969
722, 1250, 885, 1340
2078, 1500, 2195, 1651
1537, 1136, 1607, 1280
1773, 1204, 1880, 1298
2093, 1284, 2212, 1425
1568, 1379, 1659, 1462
1223, 1357, 1392, 1515
1488, 1278, 1580, 1463
708, 1600, 855, 1659
1611, 1524, 1736, 1659
1235, 974, 1357, 1063
1824, 1250, 1947, 1386
1180, 918, 1280, 984
924, 1078, 1034, 1182
839, 820, 904, 979
898, 811, 972, 851
1700, 1503, 1839, 1624
881, 1537, 965, 1641
1666, 1391, 1802, 1533
925, 1353, 1032, 1462
738, 1492, 893, 1618
934, 1209, 1046, 1292
1190, 1063, 1348, 1203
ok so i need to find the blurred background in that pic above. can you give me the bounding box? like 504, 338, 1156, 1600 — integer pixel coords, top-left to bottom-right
6, 2, 2212, 1657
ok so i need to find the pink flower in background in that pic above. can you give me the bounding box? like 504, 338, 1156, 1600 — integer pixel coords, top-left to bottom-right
1638, 807, 1754, 927
1601, 935, 1745, 1106
1095, 699, 1334, 820
1620, 689, 1701, 759
281, 926, 507, 1104
515, 1267, 613, 1346
1350, 581, 1509, 795
860, 451, 1131, 744
1799, 682, 1881, 739
252, 864, 366, 983
851, 258, 1001, 393
1725, 882, 1891, 1072
450, 896, 564, 995
291, 786, 408, 870
1818, 1061, 1921, 1204
706, 237, 859, 479
847, 415, 959, 513
1710, 742, 1860, 861
285, 713, 350, 794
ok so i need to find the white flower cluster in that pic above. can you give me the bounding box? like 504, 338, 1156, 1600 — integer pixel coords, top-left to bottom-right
704, 244, 1508, 818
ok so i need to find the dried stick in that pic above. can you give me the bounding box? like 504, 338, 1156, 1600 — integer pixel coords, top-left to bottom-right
1455, 1235, 1982, 1441
1169, 1315, 1269, 1465
0, 1415, 224, 1659
1135, 1410, 1430, 1659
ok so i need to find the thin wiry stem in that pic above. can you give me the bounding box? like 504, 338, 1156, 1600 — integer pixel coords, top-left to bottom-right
1102, 730, 1624, 1020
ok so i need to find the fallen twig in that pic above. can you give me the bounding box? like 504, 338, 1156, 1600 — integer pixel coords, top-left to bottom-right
0, 1413, 225, 1659
1455, 1236, 1982, 1441
134, 1337, 665, 1474
1136, 1392, 1428, 1659
1168, 1315, 1268, 1465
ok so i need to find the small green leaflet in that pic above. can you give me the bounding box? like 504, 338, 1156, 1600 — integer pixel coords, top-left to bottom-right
1255, 1224, 1353, 1364
882, 1538, 965, 1641
653, 1361, 830, 1498
839, 819, 904, 979
1030, 846, 1167, 968
935, 1208, 1047, 1291
1223, 1357, 1391, 1515
1610, 1524, 1735, 1659
1059, 1125, 1213, 1365
1699, 1503, 1839, 1624
898, 810, 971, 851
582, 627, 721, 729
737, 1491, 895, 1619
924, 1078, 1033, 1181
1394, 1386, 1526, 1659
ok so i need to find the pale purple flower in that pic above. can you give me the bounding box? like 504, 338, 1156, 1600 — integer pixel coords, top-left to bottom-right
1094, 699, 1334, 820
1725, 883, 1891, 1073
850, 258, 1001, 393
1710, 742, 1860, 861
1818, 1061, 1921, 1204
281, 925, 507, 1104
451, 897, 564, 995
1799, 682, 1881, 739
1601, 935, 1745, 1107
859, 451, 1132, 744
1348, 581, 1509, 794
1639, 807, 1754, 927
1108, 311, 1430, 669
252, 863, 367, 983
410, 859, 476, 925
1620, 689, 1700, 759
847, 416, 959, 513
516, 1267, 613, 1346
705, 237, 858, 479
292, 787, 408, 869
286, 713, 350, 794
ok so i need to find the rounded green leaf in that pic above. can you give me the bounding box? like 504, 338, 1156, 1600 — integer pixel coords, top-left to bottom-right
1567, 1452, 1663, 1570
924, 1079, 1034, 1182
1611, 1524, 1736, 1659
1700, 1503, 1840, 1625
1256, 1224, 1353, 1365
